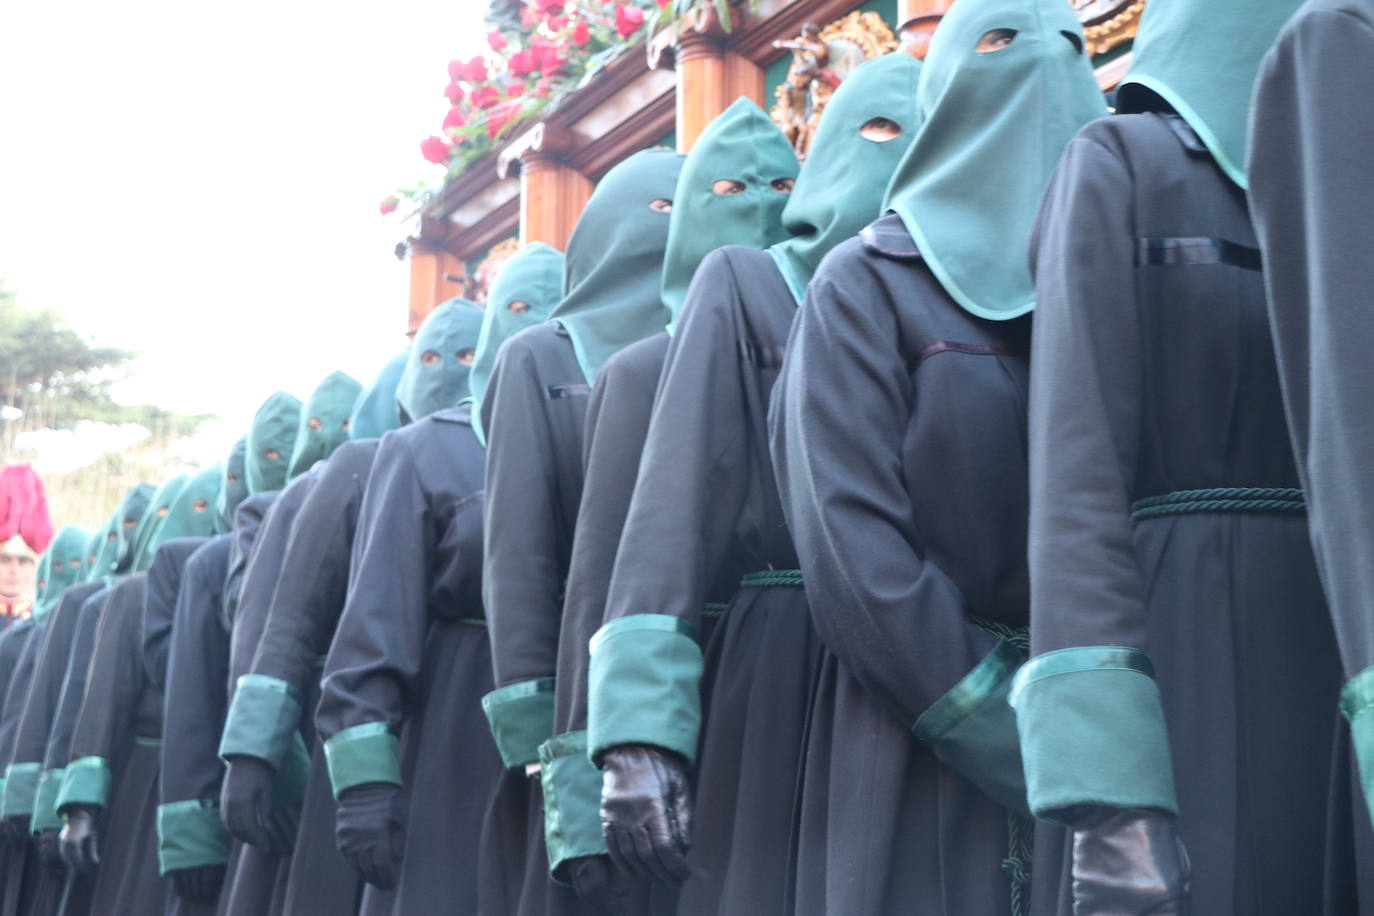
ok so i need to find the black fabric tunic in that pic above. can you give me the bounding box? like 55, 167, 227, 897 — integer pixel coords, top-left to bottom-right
317, 406, 501, 916
596, 246, 821, 916
479, 321, 594, 916
246, 439, 378, 916
0, 617, 47, 916
1024, 113, 1345, 913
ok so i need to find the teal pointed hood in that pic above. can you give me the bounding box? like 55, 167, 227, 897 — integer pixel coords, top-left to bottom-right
89, 482, 150, 580
551, 148, 685, 383
349, 351, 409, 441
770, 53, 923, 302
83, 522, 110, 583
470, 243, 565, 414
146, 465, 224, 560
1117, 0, 1301, 188
397, 299, 485, 424
129, 475, 190, 573
662, 98, 798, 329
246, 391, 302, 494
38, 525, 91, 617
287, 371, 363, 480
215, 437, 249, 532
884, 0, 1105, 320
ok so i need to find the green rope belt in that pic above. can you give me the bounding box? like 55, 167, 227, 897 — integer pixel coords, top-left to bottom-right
1130, 487, 1304, 523
968, 616, 1030, 654
739, 569, 803, 588
701, 603, 729, 618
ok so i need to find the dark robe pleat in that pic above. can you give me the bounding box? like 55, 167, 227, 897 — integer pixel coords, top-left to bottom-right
0, 620, 46, 916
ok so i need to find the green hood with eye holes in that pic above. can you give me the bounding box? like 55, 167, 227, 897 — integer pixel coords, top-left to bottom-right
142, 465, 224, 565
470, 243, 565, 415
36, 525, 91, 617
287, 371, 363, 481
662, 98, 798, 330
883, 0, 1105, 320
349, 351, 409, 441
128, 476, 190, 573
215, 437, 249, 533
246, 392, 302, 494
551, 148, 685, 384
1116, 0, 1301, 188
769, 52, 923, 303
90, 482, 152, 580
396, 299, 485, 424
83, 523, 110, 584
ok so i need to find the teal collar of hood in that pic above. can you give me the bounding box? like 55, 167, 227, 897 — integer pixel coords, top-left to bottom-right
287, 371, 362, 480
349, 351, 409, 441
397, 299, 485, 424
246, 391, 302, 494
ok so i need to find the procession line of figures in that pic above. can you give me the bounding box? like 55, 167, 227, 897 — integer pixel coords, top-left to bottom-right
0, 0, 1371, 912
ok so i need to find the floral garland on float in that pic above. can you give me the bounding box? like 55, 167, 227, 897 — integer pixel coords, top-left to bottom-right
381, 0, 666, 216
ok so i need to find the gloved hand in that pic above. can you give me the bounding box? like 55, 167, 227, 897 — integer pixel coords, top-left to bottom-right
599, 745, 692, 885
59, 805, 101, 874
335, 782, 405, 890
566, 854, 633, 914
221, 756, 296, 853
37, 827, 64, 877
2, 814, 30, 845
1071, 808, 1191, 915
170, 864, 226, 903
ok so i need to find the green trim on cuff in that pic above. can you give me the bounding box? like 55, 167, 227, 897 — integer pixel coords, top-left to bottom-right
1010, 646, 1177, 822
157, 799, 232, 873
539, 731, 608, 880
30, 769, 65, 833
1341, 665, 1374, 828
482, 678, 556, 769
324, 722, 401, 799
587, 614, 703, 766
56, 756, 111, 812
1, 762, 41, 818
914, 640, 1029, 813
218, 674, 305, 768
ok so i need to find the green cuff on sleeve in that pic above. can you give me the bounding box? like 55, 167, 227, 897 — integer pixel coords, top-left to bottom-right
157, 799, 232, 873
539, 731, 608, 880
482, 679, 556, 769
587, 615, 702, 766
218, 674, 304, 768
1010, 646, 1177, 822
30, 769, 65, 833
1, 762, 41, 819
914, 640, 1029, 814
324, 723, 401, 799
1341, 665, 1374, 829
56, 756, 111, 813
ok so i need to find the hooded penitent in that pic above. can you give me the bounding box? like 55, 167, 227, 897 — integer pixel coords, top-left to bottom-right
216, 437, 249, 533
1117, 0, 1303, 188
661, 98, 798, 329
396, 298, 485, 424
470, 243, 565, 412
883, 0, 1105, 320
287, 371, 363, 480
127, 475, 190, 573
147, 465, 225, 556
551, 148, 685, 383
37, 525, 90, 617
246, 391, 302, 494
349, 350, 409, 441
90, 482, 155, 579
770, 52, 923, 302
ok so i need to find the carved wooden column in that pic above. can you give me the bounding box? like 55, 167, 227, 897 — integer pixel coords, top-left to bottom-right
404, 223, 466, 333
896, 0, 952, 58
500, 124, 592, 252
672, 4, 764, 152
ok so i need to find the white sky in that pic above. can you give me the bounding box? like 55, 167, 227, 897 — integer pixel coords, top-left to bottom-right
1, 0, 488, 462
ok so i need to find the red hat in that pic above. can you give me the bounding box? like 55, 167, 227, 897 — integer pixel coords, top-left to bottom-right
0, 464, 53, 559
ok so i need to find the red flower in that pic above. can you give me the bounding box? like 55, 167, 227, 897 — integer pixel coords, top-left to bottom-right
471, 84, 501, 109
537, 0, 565, 14
487, 29, 509, 51
420, 135, 453, 164
520, 6, 538, 25
486, 101, 521, 139
571, 18, 591, 45
507, 80, 528, 97
656, 0, 668, 8
444, 81, 465, 103
508, 49, 537, 75
379, 196, 399, 216
615, 4, 644, 36
450, 55, 487, 84
531, 38, 565, 72
443, 106, 467, 132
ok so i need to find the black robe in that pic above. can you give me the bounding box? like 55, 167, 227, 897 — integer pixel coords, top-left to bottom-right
594, 246, 819, 916
1022, 113, 1345, 913
0, 616, 47, 916
239, 439, 378, 916
317, 406, 500, 916
771, 226, 1048, 915
479, 321, 593, 916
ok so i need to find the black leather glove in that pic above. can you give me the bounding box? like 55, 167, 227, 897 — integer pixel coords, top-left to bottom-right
335, 783, 405, 890
566, 854, 633, 914
59, 805, 101, 874
37, 827, 64, 877
1071, 808, 1191, 915
170, 864, 226, 903
221, 756, 295, 853
2, 813, 30, 845
599, 745, 692, 885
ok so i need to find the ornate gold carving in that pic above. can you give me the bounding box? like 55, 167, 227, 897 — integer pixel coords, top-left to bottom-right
466, 237, 522, 304
770, 12, 897, 161
1075, 0, 1146, 57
